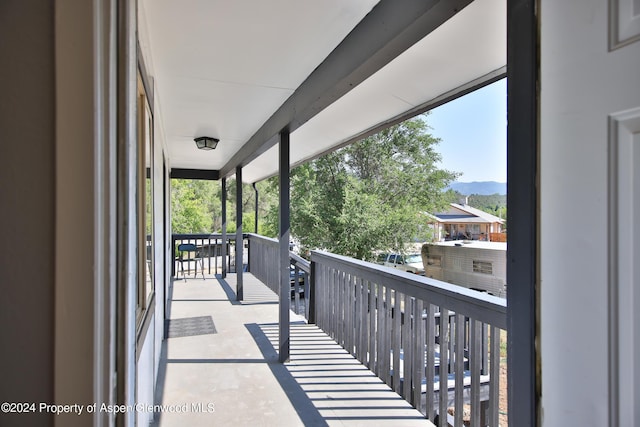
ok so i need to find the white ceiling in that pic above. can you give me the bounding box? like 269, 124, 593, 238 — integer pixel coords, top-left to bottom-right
139, 0, 505, 183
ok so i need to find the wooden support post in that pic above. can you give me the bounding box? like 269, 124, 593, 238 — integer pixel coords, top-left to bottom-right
279, 129, 290, 363
221, 178, 227, 278
236, 166, 243, 300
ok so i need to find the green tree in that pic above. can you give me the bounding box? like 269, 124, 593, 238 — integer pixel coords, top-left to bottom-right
171, 179, 221, 233
257, 178, 280, 238
467, 193, 507, 216
457, 192, 508, 229
265, 117, 459, 260
223, 179, 280, 234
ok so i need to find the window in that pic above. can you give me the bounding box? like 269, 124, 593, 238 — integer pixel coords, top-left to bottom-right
473, 260, 493, 275
467, 224, 481, 235
137, 71, 154, 324
426, 255, 442, 267
405, 254, 422, 264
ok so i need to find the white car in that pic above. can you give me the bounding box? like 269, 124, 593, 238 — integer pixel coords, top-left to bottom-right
379, 253, 425, 275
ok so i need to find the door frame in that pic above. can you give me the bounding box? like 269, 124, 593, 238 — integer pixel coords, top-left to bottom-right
506, 0, 538, 425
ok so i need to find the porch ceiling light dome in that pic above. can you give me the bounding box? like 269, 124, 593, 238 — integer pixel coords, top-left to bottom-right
194, 136, 219, 150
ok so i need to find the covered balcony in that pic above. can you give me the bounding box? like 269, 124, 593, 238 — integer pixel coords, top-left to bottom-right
1, 0, 543, 426
136, 0, 515, 425
154, 234, 506, 426
8, 0, 638, 424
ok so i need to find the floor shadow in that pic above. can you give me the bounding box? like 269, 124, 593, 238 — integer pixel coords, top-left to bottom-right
246, 323, 329, 427
215, 274, 240, 305
153, 274, 428, 426
165, 358, 273, 364
240, 300, 279, 306
247, 322, 428, 425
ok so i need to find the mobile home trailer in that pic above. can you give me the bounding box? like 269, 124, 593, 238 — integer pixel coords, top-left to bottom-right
421, 241, 507, 298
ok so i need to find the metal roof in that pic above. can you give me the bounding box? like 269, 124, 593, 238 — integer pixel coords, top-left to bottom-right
431, 203, 505, 224
139, 0, 506, 183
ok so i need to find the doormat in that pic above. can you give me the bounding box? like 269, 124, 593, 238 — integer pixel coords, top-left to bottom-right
165, 316, 217, 339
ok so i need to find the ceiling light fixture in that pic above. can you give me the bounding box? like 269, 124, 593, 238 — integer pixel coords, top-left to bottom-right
194, 136, 219, 150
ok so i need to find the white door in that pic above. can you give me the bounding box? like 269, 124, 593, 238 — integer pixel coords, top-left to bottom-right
540, 1, 640, 425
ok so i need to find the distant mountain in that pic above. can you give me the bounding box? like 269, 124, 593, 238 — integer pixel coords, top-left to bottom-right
448, 181, 506, 196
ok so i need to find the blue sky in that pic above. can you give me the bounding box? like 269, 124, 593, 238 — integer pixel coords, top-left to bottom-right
424, 78, 506, 183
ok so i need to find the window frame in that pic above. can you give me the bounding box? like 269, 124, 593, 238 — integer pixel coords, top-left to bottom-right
135, 64, 155, 332
472, 259, 493, 275
426, 254, 442, 267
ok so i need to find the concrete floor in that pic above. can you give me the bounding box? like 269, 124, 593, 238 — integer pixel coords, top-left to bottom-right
151, 273, 434, 427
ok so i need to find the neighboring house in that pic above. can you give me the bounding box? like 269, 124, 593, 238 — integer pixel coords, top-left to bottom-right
422, 240, 507, 298
427, 200, 504, 242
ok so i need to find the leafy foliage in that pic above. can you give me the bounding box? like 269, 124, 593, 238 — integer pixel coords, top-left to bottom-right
264, 117, 459, 260
171, 178, 275, 234
171, 118, 461, 256
171, 179, 220, 233
467, 193, 507, 218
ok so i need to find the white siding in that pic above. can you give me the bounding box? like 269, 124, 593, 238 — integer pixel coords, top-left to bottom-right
423, 244, 506, 297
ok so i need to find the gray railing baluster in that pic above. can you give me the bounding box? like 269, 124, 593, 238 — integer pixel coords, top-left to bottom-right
454, 313, 465, 427
339, 269, 344, 343
426, 304, 436, 421
373, 283, 382, 377
330, 268, 334, 331
380, 286, 389, 386
344, 273, 350, 351
347, 272, 352, 353
230, 245, 507, 423
342, 273, 353, 354
482, 323, 489, 375
349, 274, 356, 356
392, 290, 402, 394
368, 280, 376, 370
360, 277, 368, 365
412, 299, 424, 412
316, 264, 322, 326
354, 277, 362, 361
470, 319, 482, 426
402, 293, 412, 400
489, 325, 500, 427
305, 269, 311, 321
438, 307, 449, 427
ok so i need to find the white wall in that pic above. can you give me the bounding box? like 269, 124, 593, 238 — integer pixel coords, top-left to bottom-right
423, 244, 506, 297
540, 0, 640, 424
137, 320, 156, 427
138, 1, 171, 422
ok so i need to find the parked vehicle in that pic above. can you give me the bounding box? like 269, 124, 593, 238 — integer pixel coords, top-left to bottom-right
377, 253, 425, 275
422, 241, 507, 298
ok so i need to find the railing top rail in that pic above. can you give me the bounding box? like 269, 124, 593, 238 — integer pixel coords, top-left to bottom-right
245, 233, 278, 245
290, 252, 311, 273
246, 234, 311, 273
172, 233, 242, 240
311, 249, 507, 329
